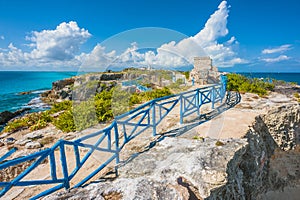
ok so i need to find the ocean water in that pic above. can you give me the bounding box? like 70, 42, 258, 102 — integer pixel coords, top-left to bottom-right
0, 71, 299, 114
239, 73, 300, 85
0, 71, 77, 113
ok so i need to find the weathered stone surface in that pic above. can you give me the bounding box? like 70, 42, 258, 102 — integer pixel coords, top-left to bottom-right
25, 141, 42, 149
15, 139, 31, 146
2, 137, 16, 145
43, 104, 300, 200
45, 177, 192, 200
258, 104, 300, 150
52, 78, 75, 91
24, 131, 44, 140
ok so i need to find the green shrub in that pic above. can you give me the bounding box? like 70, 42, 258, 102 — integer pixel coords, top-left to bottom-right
226, 74, 274, 96
94, 89, 114, 121
73, 100, 99, 131
2, 82, 173, 134
3, 111, 53, 133
3, 118, 29, 133
49, 101, 72, 114
53, 110, 76, 132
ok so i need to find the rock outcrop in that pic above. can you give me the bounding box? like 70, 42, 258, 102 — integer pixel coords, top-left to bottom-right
259, 104, 300, 150
0, 108, 31, 125
43, 103, 300, 200
41, 73, 124, 103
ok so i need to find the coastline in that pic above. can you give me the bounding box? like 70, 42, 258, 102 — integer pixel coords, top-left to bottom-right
1, 72, 300, 199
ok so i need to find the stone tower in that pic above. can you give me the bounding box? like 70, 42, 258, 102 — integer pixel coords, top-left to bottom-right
190, 57, 219, 85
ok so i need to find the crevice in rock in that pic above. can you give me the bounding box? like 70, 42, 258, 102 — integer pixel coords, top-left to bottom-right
177, 176, 203, 200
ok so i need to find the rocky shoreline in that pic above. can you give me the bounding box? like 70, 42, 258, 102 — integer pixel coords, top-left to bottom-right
0, 108, 31, 126
1, 73, 300, 199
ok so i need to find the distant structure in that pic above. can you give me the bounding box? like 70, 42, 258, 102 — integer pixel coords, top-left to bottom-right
189, 56, 220, 85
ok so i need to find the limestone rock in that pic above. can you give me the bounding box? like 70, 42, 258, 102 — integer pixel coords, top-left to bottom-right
25, 141, 42, 149
15, 139, 31, 146
24, 131, 43, 140
258, 104, 300, 150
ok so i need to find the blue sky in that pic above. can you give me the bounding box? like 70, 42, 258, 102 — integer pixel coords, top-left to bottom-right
0, 0, 300, 72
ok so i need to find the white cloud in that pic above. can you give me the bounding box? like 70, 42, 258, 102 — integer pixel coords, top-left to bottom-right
153, 0, 247, 67
0, 35, 4, 40
0, 1, 246, 70
27, 21, 91, 61
80, 0, 246, 70
262, 44, 292, 54
0, 21, 91, 68
261, 55, 290, 63
77, 44, 116, 70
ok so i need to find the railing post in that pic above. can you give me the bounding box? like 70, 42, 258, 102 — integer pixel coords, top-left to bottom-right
211, 86, 215, 109
196, 89, 200, 116
59, 142, 70, 189
49, 151, 57, 181
152, 102, 156, 136
114, 121, 120, 164
180, 95, 183, 124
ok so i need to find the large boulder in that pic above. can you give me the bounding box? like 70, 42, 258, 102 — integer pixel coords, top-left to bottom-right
0, 108, 30, 125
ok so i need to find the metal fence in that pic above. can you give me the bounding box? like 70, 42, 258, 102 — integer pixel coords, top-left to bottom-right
0, 76, 227, 199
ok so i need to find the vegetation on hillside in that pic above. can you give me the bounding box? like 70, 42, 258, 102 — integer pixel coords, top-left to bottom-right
2, 86, 173, 134
226, 73, 275, 96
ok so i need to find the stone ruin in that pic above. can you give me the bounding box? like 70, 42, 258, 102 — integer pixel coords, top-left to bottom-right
189, 57, 220, 85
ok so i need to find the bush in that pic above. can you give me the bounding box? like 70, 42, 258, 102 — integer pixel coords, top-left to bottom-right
3, 111, 53, 133
226, 74, 274, 96
2, 83, 173, 133
49, 101, 72, 114
73, 100, 99, 131
94, 89, 114, 121
53, 110, 76, 132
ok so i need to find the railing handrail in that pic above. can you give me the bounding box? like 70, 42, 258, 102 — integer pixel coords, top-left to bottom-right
0, 76, 227, 199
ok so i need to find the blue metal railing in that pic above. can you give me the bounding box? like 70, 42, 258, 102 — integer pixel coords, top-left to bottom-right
0, 76, 227, 199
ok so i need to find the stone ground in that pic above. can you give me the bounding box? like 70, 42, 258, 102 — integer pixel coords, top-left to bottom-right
0, 87, 299, 199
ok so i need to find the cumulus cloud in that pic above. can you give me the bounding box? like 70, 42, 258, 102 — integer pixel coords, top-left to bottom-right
80, 0, 246, 70
77, 44, 116, 71
262, 44, 292, 54
27, 21, 91, 61
261, 55, 290, 63
0, 1, 246, 70
0, 21, 91, 67
148, 0, 246, 68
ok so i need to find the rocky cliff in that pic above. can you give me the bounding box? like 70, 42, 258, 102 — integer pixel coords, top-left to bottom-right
43, 103, 300, 200
41, 73, 125, 103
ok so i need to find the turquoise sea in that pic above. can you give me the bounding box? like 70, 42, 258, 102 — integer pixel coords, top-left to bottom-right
0, 71, 77, 113
0, 71, 299, 114
239, 73, 300, 85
